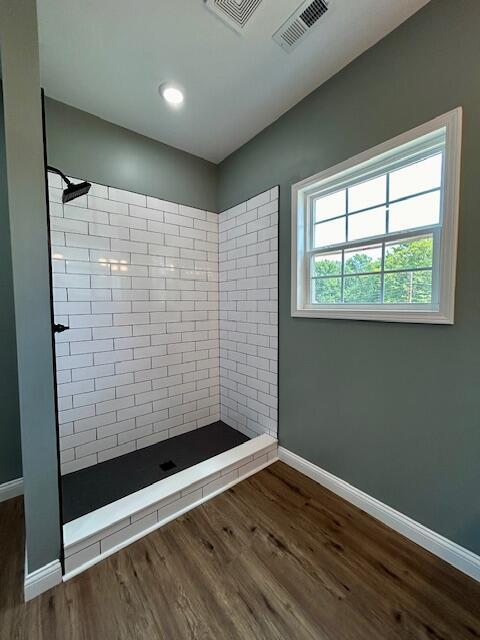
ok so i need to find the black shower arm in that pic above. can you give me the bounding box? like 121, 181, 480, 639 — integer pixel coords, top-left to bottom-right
47, 165, 73, 187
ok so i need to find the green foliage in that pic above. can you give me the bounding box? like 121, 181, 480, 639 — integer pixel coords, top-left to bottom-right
313, 236, 433, 304
344, 274, 381, 303
384, 237, 432, 270
344, 252, 379, 275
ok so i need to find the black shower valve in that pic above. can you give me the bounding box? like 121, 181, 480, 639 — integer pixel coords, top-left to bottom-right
53, 323, 70, 334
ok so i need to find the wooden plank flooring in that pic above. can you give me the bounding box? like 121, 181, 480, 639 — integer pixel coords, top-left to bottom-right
1, 461, 479, 639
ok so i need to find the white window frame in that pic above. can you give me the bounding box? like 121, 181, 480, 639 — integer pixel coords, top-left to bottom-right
291, 108, 462, 324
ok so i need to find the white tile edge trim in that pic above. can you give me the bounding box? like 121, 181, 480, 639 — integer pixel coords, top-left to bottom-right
24, 559, 62, 601
63, 452, 278, 581
0, 477, 23, 503
279, 447, 480, 583
64, 434, 276, 547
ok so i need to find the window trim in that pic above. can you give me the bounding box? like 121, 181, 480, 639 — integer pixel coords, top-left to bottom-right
291, 108, 462, 324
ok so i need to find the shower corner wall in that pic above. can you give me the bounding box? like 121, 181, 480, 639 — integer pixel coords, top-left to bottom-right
218, 186, 279, 441
49, 174, 278, 478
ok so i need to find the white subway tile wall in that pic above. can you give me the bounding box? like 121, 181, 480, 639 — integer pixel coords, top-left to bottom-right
49, 173, 220, 474
219, 188, 279, 438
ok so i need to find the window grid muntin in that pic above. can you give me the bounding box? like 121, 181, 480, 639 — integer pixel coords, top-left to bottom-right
309, 145, 444, 306
312, 153, 443, 249
313, 185, 441, 234
385, 170, 391, 234
342, 188, 348, 302
303, 134, 445, 204
306, 144, 446, 258
310, 231, 436, 305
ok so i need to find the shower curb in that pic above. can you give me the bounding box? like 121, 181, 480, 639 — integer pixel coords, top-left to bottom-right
63, 435, 278, 579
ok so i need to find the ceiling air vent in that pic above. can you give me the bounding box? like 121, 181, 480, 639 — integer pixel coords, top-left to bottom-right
273, 0, 329, 53
204, 0, 264, 34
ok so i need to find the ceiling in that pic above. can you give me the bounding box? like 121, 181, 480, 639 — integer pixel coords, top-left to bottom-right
37, 0, 430, 164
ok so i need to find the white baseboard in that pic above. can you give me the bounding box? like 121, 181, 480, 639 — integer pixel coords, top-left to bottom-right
0, 477, 23, 503
279, 447, 480, 583
24, 559, 62, 602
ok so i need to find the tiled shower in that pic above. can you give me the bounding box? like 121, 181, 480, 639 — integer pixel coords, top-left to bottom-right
48, 172, 278, 477
219, 190, 278, 439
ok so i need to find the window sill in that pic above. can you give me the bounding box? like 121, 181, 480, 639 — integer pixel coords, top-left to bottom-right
291, 306, 453, 324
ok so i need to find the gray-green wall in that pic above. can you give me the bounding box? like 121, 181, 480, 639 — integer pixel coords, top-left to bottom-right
0, 0, 61, 572
0, 84, 22, 485
218, 0, 480, 555
44, 98, 218, 212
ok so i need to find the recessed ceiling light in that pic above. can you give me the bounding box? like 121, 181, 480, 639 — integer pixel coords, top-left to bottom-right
159, 83, 184, 107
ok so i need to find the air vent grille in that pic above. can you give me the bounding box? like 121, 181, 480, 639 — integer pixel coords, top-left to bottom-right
281, 20, 307, 48
273, 0, 330, 53
300, 0, 328, 27
205, 0, 263, 32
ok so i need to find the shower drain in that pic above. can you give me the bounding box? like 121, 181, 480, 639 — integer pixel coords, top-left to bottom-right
159, 460, 177, 472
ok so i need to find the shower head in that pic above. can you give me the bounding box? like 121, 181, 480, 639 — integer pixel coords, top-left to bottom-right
47, 165, 91, 203
62, 180, 91, 203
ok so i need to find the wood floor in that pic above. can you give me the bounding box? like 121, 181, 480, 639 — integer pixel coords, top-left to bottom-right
1, 462, 480, 640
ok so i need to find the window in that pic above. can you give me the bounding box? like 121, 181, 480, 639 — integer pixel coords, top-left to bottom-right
291, 109, 462, 323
